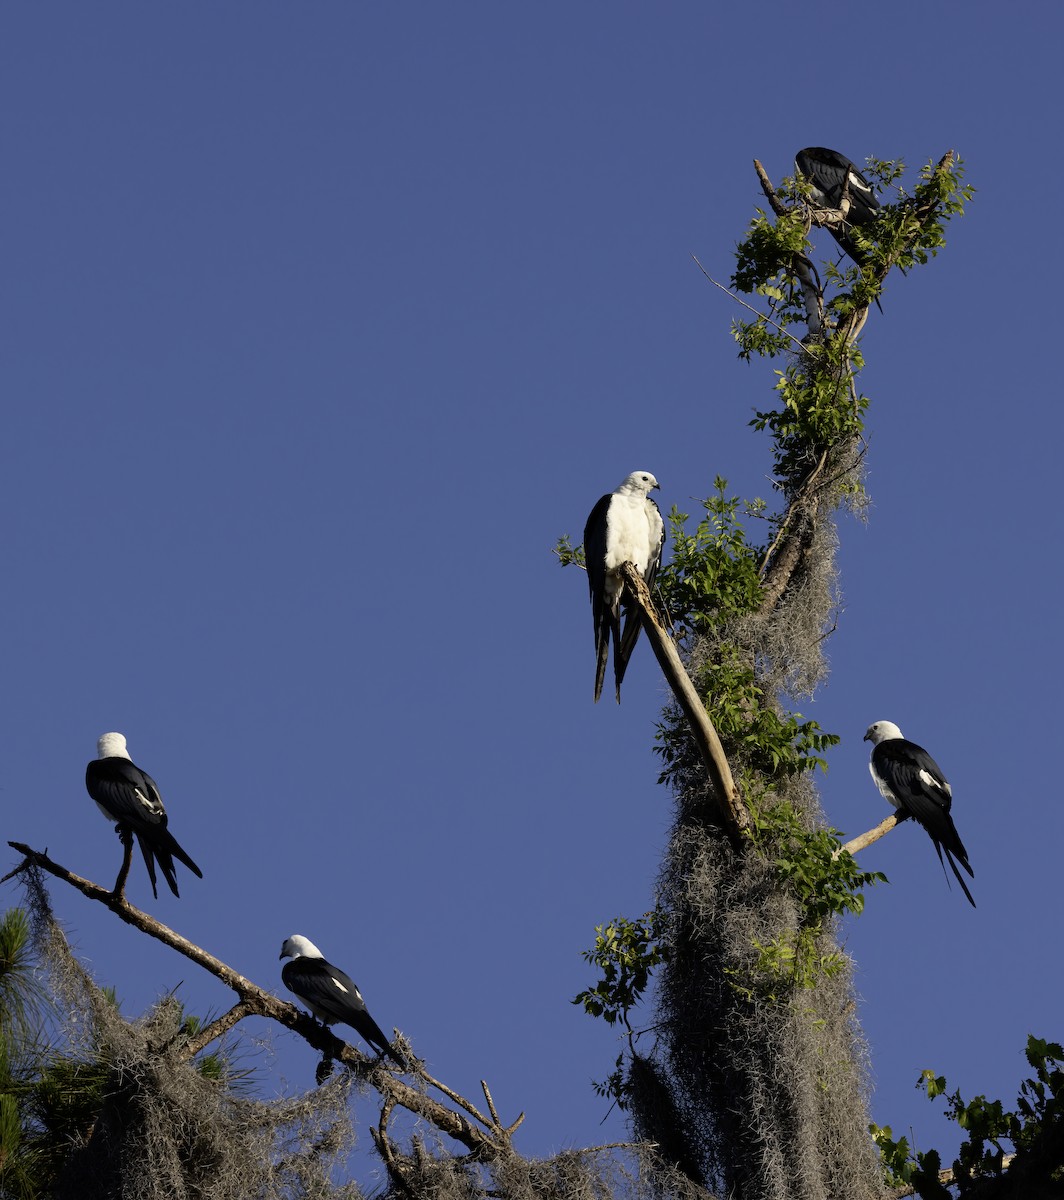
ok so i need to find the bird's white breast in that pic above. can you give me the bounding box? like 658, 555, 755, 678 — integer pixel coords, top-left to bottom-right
869, 762, 900, 807
605, 495, 657, 576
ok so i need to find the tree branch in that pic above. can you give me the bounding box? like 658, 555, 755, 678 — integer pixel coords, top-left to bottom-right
618, 564, 749, 842
835, 814, 900, 859
5, 841, 521, 1162
752, 157, 825, 335
690, 255, 809, 354
184, 998, 256, 1058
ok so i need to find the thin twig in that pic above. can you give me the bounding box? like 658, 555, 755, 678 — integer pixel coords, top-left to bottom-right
414, 1065, 493, 1131
482, 1080, 500, 1126
691, 256, 808, 354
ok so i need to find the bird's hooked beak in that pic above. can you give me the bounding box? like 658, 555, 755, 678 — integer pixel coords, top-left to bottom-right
862, 730, 872, 743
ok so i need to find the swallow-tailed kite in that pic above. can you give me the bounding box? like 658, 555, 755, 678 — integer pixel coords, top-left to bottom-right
85, 732, 203, 899
795, 147, 882, 265
280, 935, 404, 1067
583, 470, 665, 703
864, 721, 975, 907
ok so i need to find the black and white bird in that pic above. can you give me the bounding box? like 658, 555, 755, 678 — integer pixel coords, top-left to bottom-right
583, 470, 665, 703
85, 732, 203, 899
280, 935, 404, 1067
864, 721, 975, 908
795, 147, 882, 265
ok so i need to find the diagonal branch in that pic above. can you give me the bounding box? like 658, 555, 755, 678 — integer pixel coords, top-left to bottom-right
835, 814, 900, 859
691, 255, 810, 354
184, 999, 256, 1058
5, 841, 520, 1161
619, 564, 749, 843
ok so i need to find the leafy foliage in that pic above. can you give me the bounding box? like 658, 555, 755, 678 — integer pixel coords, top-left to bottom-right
723, 796, 886, 1000
655, 477, 765, 635
0, 909, 47, 1049
574, 910, 666, 1032
0, 907, 259, 1197
573, 911, 667, 1110
553, 534, 585, 570
872, 1036, 1064, 1195
749, 797, 884, 926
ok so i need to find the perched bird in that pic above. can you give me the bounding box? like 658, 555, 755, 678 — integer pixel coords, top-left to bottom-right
280, 935, 404, 1067
583, 470, 665, 703
85, 732, 203, 899
864, 721, 975, 907
795, 147, 882, 265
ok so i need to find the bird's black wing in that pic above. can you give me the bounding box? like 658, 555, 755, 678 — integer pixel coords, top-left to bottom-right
875, 740, 975, 906
584, 493, 620, 703
132, 766, 203, 897
86, 758, 166, 828
644, 496, 665, 590
86, 759, 202, 898
796, 147, 880, 219
796, 147, 848, 206
795, 147, 881, 263
283, 959, 404, 1066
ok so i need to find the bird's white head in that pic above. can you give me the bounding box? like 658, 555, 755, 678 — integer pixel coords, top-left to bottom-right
97, 732, 131, 760
618, 471, 660, 495
280, 934, 324, 962
863, 720, 904, 746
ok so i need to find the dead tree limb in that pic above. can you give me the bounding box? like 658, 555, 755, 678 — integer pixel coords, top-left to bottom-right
619, 563, 749, 842
5, 841, 521, 1162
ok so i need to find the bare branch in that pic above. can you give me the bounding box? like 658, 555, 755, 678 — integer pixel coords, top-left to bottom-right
4, 841, 520, 1161
618, 564, 749, 842
415, 1065, 493, 1130
371, 1096, 418, 1199
752, 158, 789, 219
183, 999, 256, 1059
835, 814, 900, 859
482, 1079, 501, 1126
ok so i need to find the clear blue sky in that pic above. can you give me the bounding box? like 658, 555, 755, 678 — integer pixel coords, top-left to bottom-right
3, 2, 1060, 1185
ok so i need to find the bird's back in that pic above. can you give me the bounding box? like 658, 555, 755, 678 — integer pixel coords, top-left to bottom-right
86, 756, 167, 828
